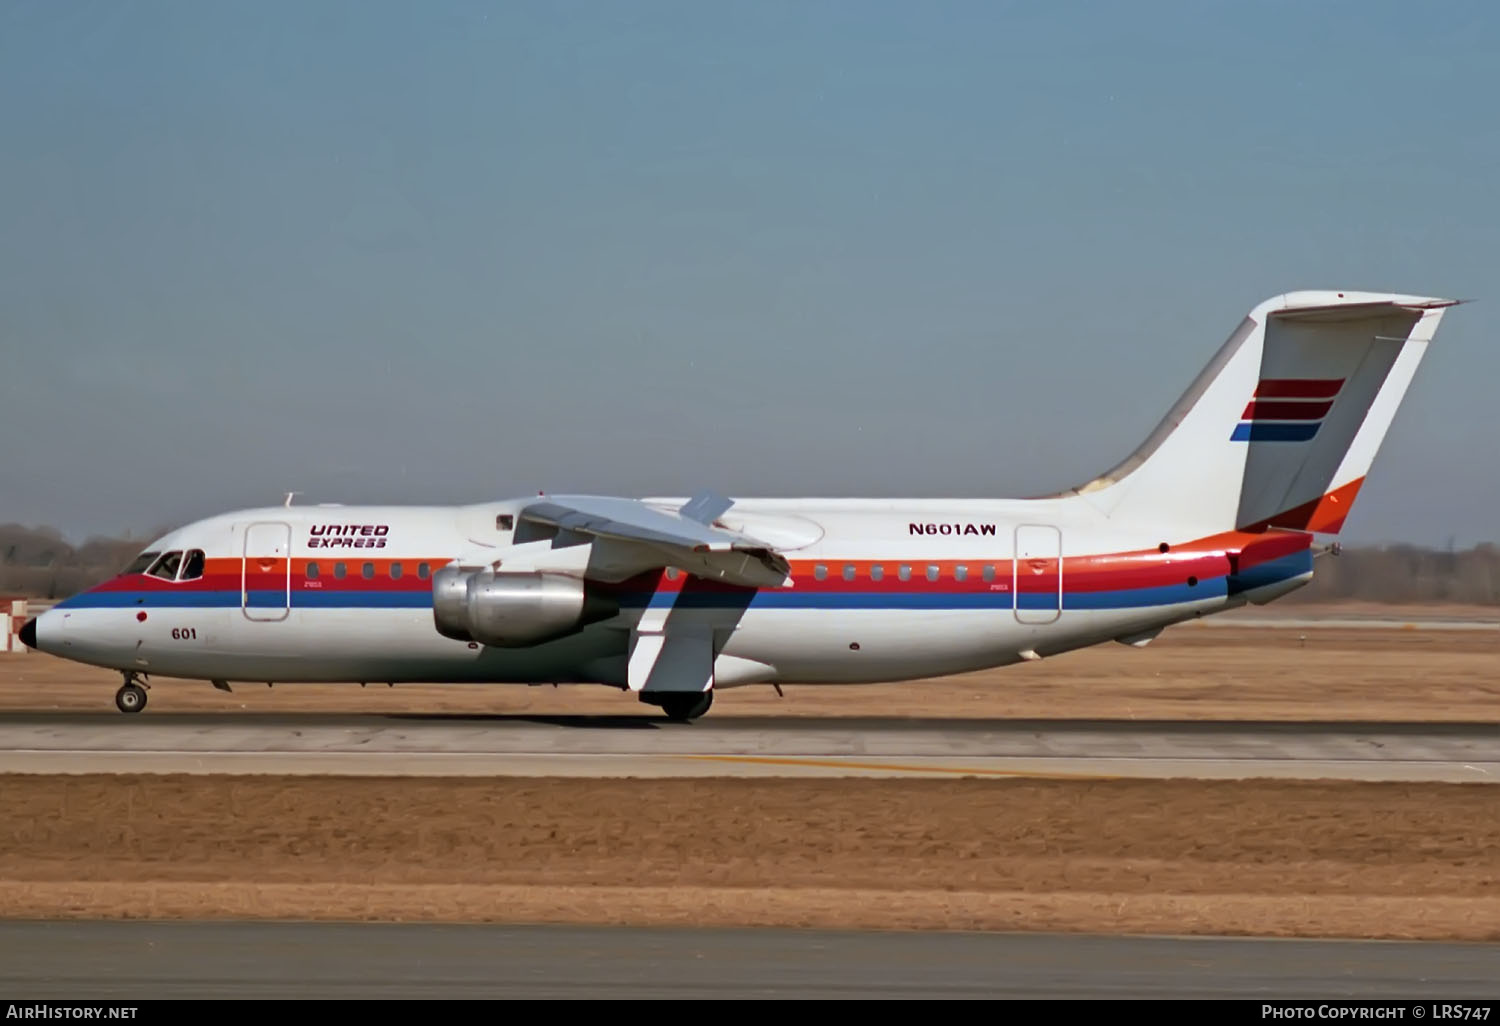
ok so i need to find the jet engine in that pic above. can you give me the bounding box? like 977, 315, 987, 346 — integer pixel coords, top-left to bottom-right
432, 567, 618, 647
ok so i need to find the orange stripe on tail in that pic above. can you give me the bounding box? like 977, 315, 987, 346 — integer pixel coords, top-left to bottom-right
1240, 477, 1364, 534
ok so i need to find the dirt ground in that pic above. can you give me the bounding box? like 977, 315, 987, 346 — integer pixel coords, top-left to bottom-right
3, 609, 1495, 939
2, 619, 1495, 720
2, 775, 1497, 940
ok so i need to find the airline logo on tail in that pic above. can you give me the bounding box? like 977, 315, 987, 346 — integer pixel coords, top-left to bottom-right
1230, 378, 1343, 442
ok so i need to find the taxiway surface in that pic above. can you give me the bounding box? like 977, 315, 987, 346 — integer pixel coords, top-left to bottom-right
0, 713, 1494, 781
2, 921, 1497, 999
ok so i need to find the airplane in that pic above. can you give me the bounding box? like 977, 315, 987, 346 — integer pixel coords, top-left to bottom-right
20, 290, 1458, 721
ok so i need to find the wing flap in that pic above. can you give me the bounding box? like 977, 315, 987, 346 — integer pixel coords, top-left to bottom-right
517, 494, 792, 588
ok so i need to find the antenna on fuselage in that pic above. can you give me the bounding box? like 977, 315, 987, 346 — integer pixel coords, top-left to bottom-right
283, 491, 299, 507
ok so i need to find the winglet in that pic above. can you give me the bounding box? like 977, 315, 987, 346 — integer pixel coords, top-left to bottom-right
678, 490, 734, 526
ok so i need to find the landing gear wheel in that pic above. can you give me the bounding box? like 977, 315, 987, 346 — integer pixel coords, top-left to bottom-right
659, 690, 712, 723
115, 683, 147, 714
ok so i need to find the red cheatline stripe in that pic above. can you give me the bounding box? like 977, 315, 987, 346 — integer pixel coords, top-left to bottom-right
1253, 378, 1343, 399
1240, 399, 1334, 421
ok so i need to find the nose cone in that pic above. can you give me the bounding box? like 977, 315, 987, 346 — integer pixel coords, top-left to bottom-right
19, 617, 37, 650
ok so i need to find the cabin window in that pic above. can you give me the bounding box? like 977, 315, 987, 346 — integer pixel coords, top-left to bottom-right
926, 565, 940, 582
870, 565, 884, 581
361, 562, 375, 580
982, 564, 996, 582
334, 562, 347, 579
898, 565, 911, 581
842, 565, 856, 582
146, 551, 183, 581
390, 562, 403, 580
124, 551, 159, 575
814, 564, 828, 581
955, 565, 968, 582
417, 562, 430, 580
497, 514, 514, 531
180, 550, 206, 581
306, 562, 320, 580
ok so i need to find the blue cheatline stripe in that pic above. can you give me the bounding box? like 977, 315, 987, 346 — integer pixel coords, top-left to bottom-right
1064, 579, 1229, 609
56, 591, 235, 609
1231, 422, 1320, 442
55, 591, 434, 610
1228, 550, 1314, 594
53, 578, 1255, 613
618, 580, 1227, 610
269, 591, 432, 609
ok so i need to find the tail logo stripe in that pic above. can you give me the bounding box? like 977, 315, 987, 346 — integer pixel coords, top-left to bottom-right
1233, 377, 1344, 442
1230, 423, 1321, 443
1240, 399, 1334, 421
1254, 378, 1344, 399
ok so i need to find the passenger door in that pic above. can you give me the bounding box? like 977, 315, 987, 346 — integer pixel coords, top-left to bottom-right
1013, 524, 1062, 624
242, 521, 292, 621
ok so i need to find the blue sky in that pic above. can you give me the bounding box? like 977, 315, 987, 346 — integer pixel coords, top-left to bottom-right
1, 1, 1495, 546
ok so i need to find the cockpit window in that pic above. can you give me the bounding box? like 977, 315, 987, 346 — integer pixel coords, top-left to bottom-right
180, 549, 206, 581
146, 551, 183, 581
124, 552, 160, 575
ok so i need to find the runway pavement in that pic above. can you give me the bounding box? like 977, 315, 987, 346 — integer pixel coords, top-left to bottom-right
0, 713, 1494, 781
1, 921, 1496, 998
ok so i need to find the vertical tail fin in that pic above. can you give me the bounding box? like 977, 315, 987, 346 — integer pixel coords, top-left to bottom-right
1060, 291, 1459, 537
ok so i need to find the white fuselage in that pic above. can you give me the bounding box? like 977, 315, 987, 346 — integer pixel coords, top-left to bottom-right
31, 496, 1315, 690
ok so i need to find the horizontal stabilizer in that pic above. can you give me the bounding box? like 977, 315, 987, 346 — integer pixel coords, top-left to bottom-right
1268, 297, 1461, 323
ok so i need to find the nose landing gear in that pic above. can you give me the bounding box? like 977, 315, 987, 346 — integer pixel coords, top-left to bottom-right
115, 672, 149, 714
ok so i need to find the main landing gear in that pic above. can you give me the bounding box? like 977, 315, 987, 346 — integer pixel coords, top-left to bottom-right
642, 690, 713, 723
115, 673, 148, 714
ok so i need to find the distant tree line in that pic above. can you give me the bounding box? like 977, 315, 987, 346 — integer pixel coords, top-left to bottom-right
0, 523, 1496, 604
1284, 543, 1500, 605
0, 525, 148, 601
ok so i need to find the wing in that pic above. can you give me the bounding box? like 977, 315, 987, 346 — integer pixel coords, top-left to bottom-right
514, 491, 792, 589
